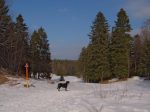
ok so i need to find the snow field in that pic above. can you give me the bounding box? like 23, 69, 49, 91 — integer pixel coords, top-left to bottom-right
0, 76, 150, 112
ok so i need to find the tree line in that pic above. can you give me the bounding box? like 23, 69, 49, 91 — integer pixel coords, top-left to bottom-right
0, 0, 51, 76
52, 59, 78, 76
78, 8, 150, 82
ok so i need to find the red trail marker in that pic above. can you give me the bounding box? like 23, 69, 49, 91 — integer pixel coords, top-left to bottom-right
25, 63, 29, 80
24, 63, 29, 88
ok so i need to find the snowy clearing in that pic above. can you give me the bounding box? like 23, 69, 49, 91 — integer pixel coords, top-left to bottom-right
0, 76, 150, 112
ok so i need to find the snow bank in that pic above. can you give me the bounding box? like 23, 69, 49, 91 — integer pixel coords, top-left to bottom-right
64, 76, 82, 82
51, 74, 60, 82
51, 74, 82, 82
108, 78, 118, 83
131, 76, 141, 81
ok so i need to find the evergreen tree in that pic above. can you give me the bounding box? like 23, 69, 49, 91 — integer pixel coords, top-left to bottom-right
15, 14, 30, 73
140, 37, 150, 78
133, 35, 142, 76
38, 27, 51, 74
110, 8, 132, 79
0, 0, 10, 67
83, 44, 95, 82
78, 47, 86, 75
30, 30, 40, 74
140, 19, 150, 79
78, 47, 88, 81
79, 12, 110, 82
0, 0, 9, 41
30, 27, 51, 76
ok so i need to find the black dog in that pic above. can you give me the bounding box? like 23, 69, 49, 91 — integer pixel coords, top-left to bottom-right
57, 81, 70, 91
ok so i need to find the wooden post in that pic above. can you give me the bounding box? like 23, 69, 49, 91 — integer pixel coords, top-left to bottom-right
25, 63, 29, 80
25, 63, 29, 88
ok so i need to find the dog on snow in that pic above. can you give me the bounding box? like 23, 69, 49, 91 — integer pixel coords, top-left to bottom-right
57, 81, 70, 91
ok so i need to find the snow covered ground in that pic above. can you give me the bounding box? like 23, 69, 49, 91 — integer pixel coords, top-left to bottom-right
0, 75, 150, 112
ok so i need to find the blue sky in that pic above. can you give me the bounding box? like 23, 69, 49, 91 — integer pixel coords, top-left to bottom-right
9, 0, 150, 60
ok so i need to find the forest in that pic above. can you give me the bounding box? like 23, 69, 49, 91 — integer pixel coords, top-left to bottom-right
0, 0, 51, 76
1, 0, 150, 83
52, 59, 78, 76
78, 9, 150, 82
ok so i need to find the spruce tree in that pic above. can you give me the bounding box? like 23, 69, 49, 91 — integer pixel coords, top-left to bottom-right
110, 8, 132, 79
78, 47, 87, 79
79, 12, 110, 82
0, 0, 13, 68
140, 37, 150, 78
92, 12, 110, 81
15, 14, 30, 73
133, 35, 142, 76
38, 27, 52, 74
78, 47, 92, 82
140, 19, 150, 78
30, 30, 41, 74
30, 28, 51, 76
0, 0, 9, 39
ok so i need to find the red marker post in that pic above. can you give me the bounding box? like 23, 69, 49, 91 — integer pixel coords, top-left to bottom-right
25, 63, 29, 80
24, 63, 29, 88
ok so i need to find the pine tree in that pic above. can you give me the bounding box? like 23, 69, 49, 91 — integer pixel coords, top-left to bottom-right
141, 38, 150, 78
0, 0, 13, 68
0, 0, 9, 40
30, 28, 51, 76
133, 35, 142, 76
78, 47, 88, 81
140, 19, 150, 79
15, 14, 30, 73
110, 8, 132, 79
38, 27, 51, 74
78, 47, 85, 75
84, 44, 95, 82
79, 12, 110, 82
92, 12, 110, 81
30, 30, 40, 75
